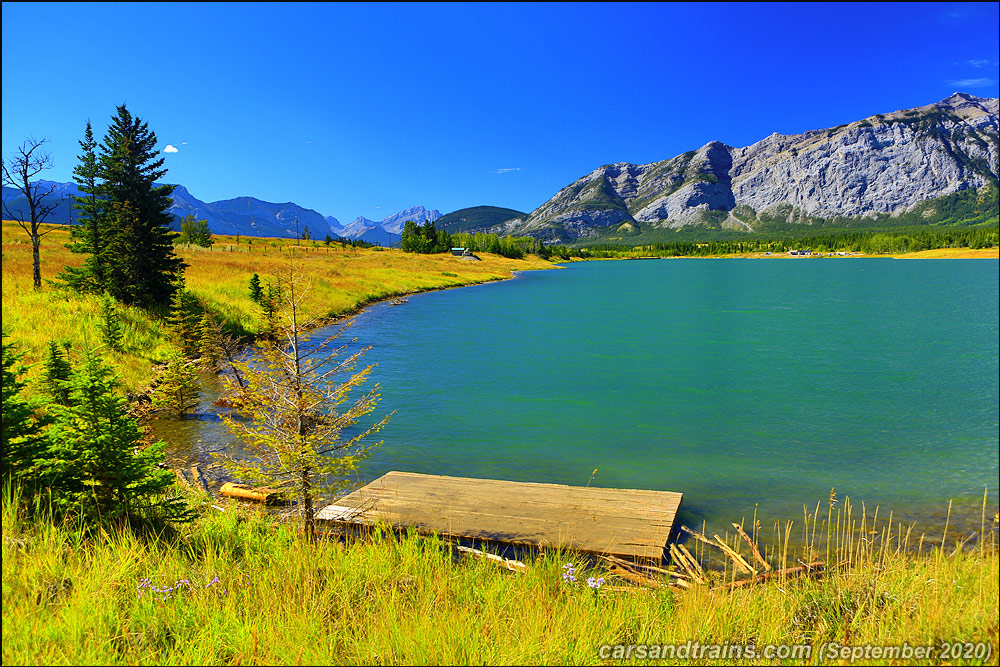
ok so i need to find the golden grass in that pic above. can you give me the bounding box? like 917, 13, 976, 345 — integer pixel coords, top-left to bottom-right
889, 247, 1000, 259
675, 248, 1000, 260
1, 221, 556, 393
2, 487, 997, 666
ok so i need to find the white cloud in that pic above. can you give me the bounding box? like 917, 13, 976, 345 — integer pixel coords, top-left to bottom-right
163, 144, 179, 153
940, 8, 974, 23
493, 167, 521, 174
966, 59, 991, 68
949, 78, 995, 89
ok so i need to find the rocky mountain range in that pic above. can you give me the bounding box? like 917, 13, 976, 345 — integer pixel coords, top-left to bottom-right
495, 92, 999, 242
339, 206, 442, 246
6, 93, 996, 245
2, 180, 438, 244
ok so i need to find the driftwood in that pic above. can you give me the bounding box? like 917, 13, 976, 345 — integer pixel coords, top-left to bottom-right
451, 544, 527, 574
712, 533, 757, 575
679, 525, 758, 576
601, 555, 694, 590
608, 564, 666, 589
191, 466, 210, 495
732, 522, 772, 572
219, 482, 284, 504
716, 561, 825, 590
602, 554, 675, 577
680, 525, 717, 547
668, 543, 707, 585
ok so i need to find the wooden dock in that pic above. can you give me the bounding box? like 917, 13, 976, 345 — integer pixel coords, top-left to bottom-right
316, 471, 683, 561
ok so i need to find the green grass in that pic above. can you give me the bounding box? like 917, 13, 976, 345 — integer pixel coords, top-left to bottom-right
3, 486, 997, 665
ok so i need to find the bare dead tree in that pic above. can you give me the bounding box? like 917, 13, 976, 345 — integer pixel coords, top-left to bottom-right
2, 138, 60, 289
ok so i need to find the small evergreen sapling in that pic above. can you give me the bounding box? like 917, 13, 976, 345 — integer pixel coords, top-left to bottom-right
167, 284, 203, 358
45, 347, 188, 523
42, 340, 74, 406
248, 273, 263, 305
152, 351, 201, 417
197, 314, 222, 368
1, 330, 50, 489
98, 294, 125, 353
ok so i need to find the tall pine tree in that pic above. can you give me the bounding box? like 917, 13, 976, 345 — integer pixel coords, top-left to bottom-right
98, 105, 186, 309
62, 105, 186, 309
60, 121, 107, 293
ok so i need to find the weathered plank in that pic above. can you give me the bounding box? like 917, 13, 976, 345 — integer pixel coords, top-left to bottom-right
316, 471, 683, 560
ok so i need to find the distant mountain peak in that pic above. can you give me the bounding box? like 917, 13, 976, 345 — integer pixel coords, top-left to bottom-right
500, 93, 999, 242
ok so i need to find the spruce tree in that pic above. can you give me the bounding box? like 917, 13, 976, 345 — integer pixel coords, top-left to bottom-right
197, 314, 221, 367
217, 262, 392, 540
42, 340, 74, 406
152, 350, 201, 417
248, 273, 263, 304
98, 294, 126, 353
45, 348, 187, 523
60, 121, 106, 292
1, 330, 50, 489
97, 104, 186, 309
167, 284, 203, 357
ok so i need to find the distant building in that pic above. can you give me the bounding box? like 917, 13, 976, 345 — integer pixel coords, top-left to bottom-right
451, 247, 467, 256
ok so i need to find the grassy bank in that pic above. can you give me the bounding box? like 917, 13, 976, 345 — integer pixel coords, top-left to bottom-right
3, 487, 997, 665
616, 247, 1000, 260
1, 220, 555, 393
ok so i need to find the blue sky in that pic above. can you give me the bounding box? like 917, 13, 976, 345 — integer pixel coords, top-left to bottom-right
3, 2, 998, 224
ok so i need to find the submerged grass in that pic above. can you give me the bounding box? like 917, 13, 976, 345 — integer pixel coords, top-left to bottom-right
3, 486, 997, 665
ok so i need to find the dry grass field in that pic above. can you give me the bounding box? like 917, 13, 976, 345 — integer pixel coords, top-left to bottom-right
1, 220, 555, 392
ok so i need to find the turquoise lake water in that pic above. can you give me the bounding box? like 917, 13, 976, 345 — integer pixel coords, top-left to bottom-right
158, 258, 1000, 540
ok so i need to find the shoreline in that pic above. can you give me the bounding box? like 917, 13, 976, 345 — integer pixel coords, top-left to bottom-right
648, 247, 1000, 260
139, 251, 562, 404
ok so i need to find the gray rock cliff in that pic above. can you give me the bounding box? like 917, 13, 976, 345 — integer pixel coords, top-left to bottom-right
509, 93, 999, 241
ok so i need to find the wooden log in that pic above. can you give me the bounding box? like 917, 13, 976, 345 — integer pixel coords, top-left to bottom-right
668, 543, 707, 585
676, 543, 707, 584
190, 466, 209, 495
679, 525, 718, 547
600, 554, 666, 576
675, 543, 704, 575
732, 522, 772, 572
668, 543, 691, 573
716, 561, 825, 590
609, 564, 663, 589
452, 544, 527, 574
602, 554, 676, 582
679, 526, 760, 576
219, 482, 283, 504
712, 534, 757, 575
